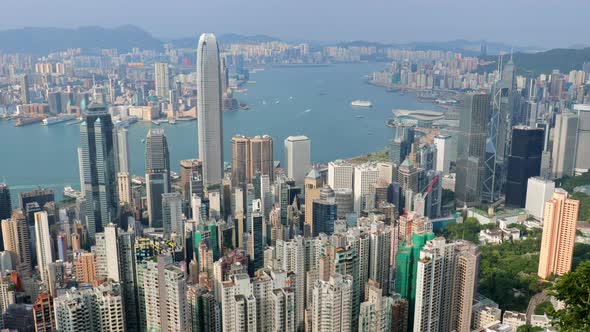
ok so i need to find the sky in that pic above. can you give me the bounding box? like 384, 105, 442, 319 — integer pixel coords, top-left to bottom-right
1, 0, 589, 48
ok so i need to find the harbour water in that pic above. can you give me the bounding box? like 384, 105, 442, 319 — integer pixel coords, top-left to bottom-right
0, 63, 444, 204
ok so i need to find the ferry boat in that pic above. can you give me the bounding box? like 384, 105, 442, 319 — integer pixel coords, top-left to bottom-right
63, 186, 82, 199
42, 114, 77, 126
351, 100, 373, 108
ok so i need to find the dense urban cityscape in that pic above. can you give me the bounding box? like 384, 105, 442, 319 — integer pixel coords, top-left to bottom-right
0, 9, 590, 332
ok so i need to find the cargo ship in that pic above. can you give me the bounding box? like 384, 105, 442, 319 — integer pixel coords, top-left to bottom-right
351, 100, 372, 108
15, 117, 43, 127
42, 114, 77, 126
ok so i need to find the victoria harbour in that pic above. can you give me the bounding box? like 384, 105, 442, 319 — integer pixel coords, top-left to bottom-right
0, 63, 443, 202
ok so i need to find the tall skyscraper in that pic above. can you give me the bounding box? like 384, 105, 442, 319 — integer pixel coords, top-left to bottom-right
220, 273, 257, 332
538, 190, 580, 279
249, 135, 274, 183
312, 273, 353, 332
249, 199, 264, 272
80, 103, 118, 240
284, 135, 311, 184
231, 135, 250, 187
525, 177, 555, 221
145, 128, 171, 228
434, 135, 452, 174
305, 168, 323, 236
573, 104, 590, 174
34, 211, 53, 283
197, 33, 224, 191
413, 238, 478, 332
1, 210, 32, 278
180, 159, 203, 202
551, 112, 579, 178
162, 192, 183, 239
154, 62, 170, 101
455, 93, 489, 207
20, 74, 30, 104
0, 184, 11, 252
358, 282, 394, 332
368, 222, 392, 295
312, 198, 337, 237
483, 57, 516, 203
505, 126, 544, 208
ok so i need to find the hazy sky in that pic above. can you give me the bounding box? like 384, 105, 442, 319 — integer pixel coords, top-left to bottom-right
1, 0, 588, 47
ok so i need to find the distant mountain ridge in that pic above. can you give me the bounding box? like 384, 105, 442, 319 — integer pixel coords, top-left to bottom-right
479, 48, 590, 76
0, 25, 163, 54
170, 33, 281, 49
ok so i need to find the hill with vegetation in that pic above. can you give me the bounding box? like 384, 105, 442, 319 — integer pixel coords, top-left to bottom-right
479, 48, 590, 76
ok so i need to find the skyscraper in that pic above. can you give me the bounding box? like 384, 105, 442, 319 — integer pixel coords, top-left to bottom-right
413, 238, 478, 332
162, 192, 183, 239
434, 135, 452, 174
312, 198, 337, 237
538, 190, 580, 279
284, 135, 311, 184
312, 273, 353, 332
20, 74, 30, 104
154, 62, 170, 101
80, 103, 118, 240
525, 177, 555, 221
328, 160, 354, 190
305, 168, 323, 236
353, 163, 380, 213
455, 93, 489, 207
1, 210, 32, 278
505, 126, 544, 208
34, 211, 53, 284
197, 33, 224, 191
249, 135, 274, 183
33, 293, 55, 332
0, 184, 12, 252
180, 159, 203, 202
551, 112, 578, 179
249, 200, 264, 272
145, 128, 171, 228
231, 135, 250, 187
573, 104, 590, 174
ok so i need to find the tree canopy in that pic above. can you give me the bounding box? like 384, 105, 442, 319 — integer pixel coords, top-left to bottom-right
548, 260, 590, 331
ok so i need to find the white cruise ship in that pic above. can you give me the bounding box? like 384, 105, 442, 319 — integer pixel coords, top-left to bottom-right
42, 114, 77, 126
351, 100, 372, 108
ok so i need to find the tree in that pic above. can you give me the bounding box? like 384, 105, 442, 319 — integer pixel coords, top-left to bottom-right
548, 260, 590, 331
516, 325, 543, 332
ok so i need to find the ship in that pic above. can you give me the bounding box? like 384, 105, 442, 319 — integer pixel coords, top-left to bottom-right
15, 117, 43, 127
42, 114, 77, 126
63, 186, 82, 199
351, 100, 372, 108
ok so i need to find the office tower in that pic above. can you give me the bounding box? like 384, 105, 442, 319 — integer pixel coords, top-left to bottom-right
413, 238, 478, 332
249, 135, 274, 183
505, 126, 544, 208
231, 135, 250, 187
162, 192, 183, 239
389, 124, 415, 165
80, 104, 118, 240
305, 168, 323, 236
0, 185, 11, 226
551, 112, 579, 178
181, 159, 203, 202
434, 135, 452, 174
20, 74, 30, 104
369, 222, 392, 295
573, 104, 590, 173
197, 33, 224, 191
187, 285, 221, 332
538, 190, 580, 279
455, 93, 489, 207
260, 174, 272, 217
33, 293, 55, 332
145, 128, 171, 228
249, 200, 264, 272
284, 135, 311, 184
1, 211, 31, 277
359, 282, 394, 332
328, 160, 354, 189
144, 255, 189, 331
311, 273, 353, 332
483, 58, 516, 203
34, 211, 53, 283
334, 188, 354, 218
220, 273, 257, 332
53, 282, 125, 332
354, 163, 380, 213
117, 172, 131, 205
525, 177, 555, 221
115, 127, 130, 173
398, 159, 420, 197
416, 143, 437, 172
154, 62, 170, 100
312, 198, 337, 237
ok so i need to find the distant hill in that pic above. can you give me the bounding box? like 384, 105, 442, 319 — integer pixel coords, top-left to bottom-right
336, 39, 539, 56
0, 25, 163, 54
170, 33, 281, 49
479, 48, 590, 76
